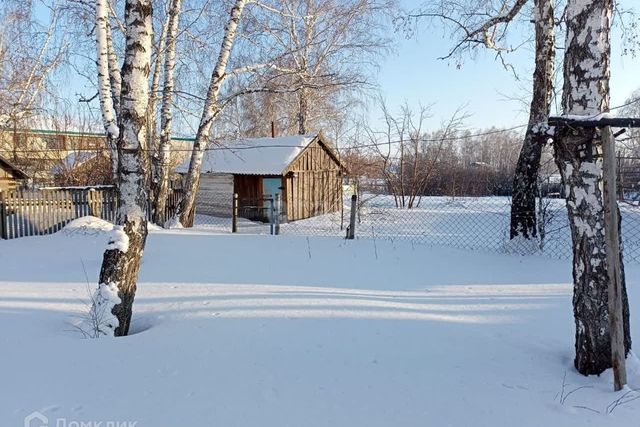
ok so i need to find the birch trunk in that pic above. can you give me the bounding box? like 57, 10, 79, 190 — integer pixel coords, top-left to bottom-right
509, 0, 554, 240
95, 0, 119, 180
153, 0, 182, 225
105, 19, 122, 119
178, 0, 247, 226
148, 15, 170, 216
297, 86, 309, 135
94, 0, 153, 337
554, 0, 631, 375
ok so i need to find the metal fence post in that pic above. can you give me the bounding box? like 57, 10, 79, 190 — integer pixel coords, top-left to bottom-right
275, 193, 281, 235
346, 194, 357, 239
0, 190, 6, 240
232, 193, 238, 233
269, 195, 274, 235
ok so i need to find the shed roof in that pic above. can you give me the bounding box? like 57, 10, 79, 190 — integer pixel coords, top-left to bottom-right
0, 155, 29, 179
176, 134, 317, 175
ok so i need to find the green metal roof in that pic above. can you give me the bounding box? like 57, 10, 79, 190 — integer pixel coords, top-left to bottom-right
9, 128, 196, 142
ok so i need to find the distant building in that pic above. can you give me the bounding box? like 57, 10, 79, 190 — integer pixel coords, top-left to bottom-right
176, 133, 346, 221
0, 129, 107, 185
0, 128, 193, 186
0, 155, 29, 191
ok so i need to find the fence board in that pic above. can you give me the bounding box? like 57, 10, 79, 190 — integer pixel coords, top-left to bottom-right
0, 187, 183, 239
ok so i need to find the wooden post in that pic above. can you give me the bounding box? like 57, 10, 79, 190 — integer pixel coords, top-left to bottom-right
88, 189, 100, 217
274, 193, 281, 235
346, 194, 357, 239
602, 125, 627, 391
340, 181, 345, 230
232, 193, 238, 233
0, 190, 7, 240
271, 121, 276, 138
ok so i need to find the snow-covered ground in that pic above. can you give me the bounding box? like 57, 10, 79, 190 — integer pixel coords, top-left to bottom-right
192, 195, 640, 263
1, 218, 640, 426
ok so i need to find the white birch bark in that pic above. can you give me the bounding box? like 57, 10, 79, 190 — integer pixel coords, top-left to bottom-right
509, 0, 555, 240
178, 0, 247, 225
154, 0, 182, 225
553, 0, 631, 375
105, 17, 122, 118
95, 0, 120, 180
148, 15, 170, 184
94, 0, 153, 337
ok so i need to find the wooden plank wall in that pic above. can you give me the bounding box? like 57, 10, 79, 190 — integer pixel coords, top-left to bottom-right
234, 175, 268, 221
234, 174, 263, 201
0, 168, 21, 192
283, 140, 342, 221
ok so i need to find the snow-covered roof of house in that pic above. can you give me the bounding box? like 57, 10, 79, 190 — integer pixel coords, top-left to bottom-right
176, 134, 317, 175
51, 151, 98, 174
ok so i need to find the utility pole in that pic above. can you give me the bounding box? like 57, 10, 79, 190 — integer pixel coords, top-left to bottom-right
549, 116, 639, 388
602, 126, 626, 391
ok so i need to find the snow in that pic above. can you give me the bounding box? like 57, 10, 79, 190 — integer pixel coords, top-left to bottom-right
560, 112, 616, 121
62, 216, 114, 236
175, 134, 316, 175
106, 225, 129, 252
40, 185, 115, 190
1, 226, 640, 426
180, 194, 640, 263
107, 122, 119, 138
164, 216, 183, 229
89, 282, 121, 337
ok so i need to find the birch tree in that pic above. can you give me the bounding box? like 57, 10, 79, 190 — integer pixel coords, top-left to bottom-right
0, 2, 67, 132
178, 0, 247, 226
92, 0, 153, 337
509, 0, 555, 240
553, 0, 631, 375
244, 0, 393, 136
95, 0, 120, 178
147, 13, 170, 190
152, 0, 182, 225
402, 0, 555, 240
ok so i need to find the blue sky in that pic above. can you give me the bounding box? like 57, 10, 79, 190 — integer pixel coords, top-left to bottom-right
45, 0, 639, 134
375, 0, 640, 130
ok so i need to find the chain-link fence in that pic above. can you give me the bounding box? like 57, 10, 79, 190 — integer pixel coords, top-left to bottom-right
186, 190, 640, 263
619, 156, 640, 202
190, 194, 277, 235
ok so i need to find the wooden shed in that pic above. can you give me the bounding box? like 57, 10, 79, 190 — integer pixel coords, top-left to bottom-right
0, 155, 29, 192
177, 133, 346, 221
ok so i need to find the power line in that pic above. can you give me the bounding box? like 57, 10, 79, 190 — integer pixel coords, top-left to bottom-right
610, 97, 640, 111
2, 125, 531, 155
5, 96, 640, 155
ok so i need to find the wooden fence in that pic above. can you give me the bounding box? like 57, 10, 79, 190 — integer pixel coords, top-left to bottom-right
0, 187, 183, 239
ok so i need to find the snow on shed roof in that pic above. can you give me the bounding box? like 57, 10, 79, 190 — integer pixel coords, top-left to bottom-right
176, 134, 316, 175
